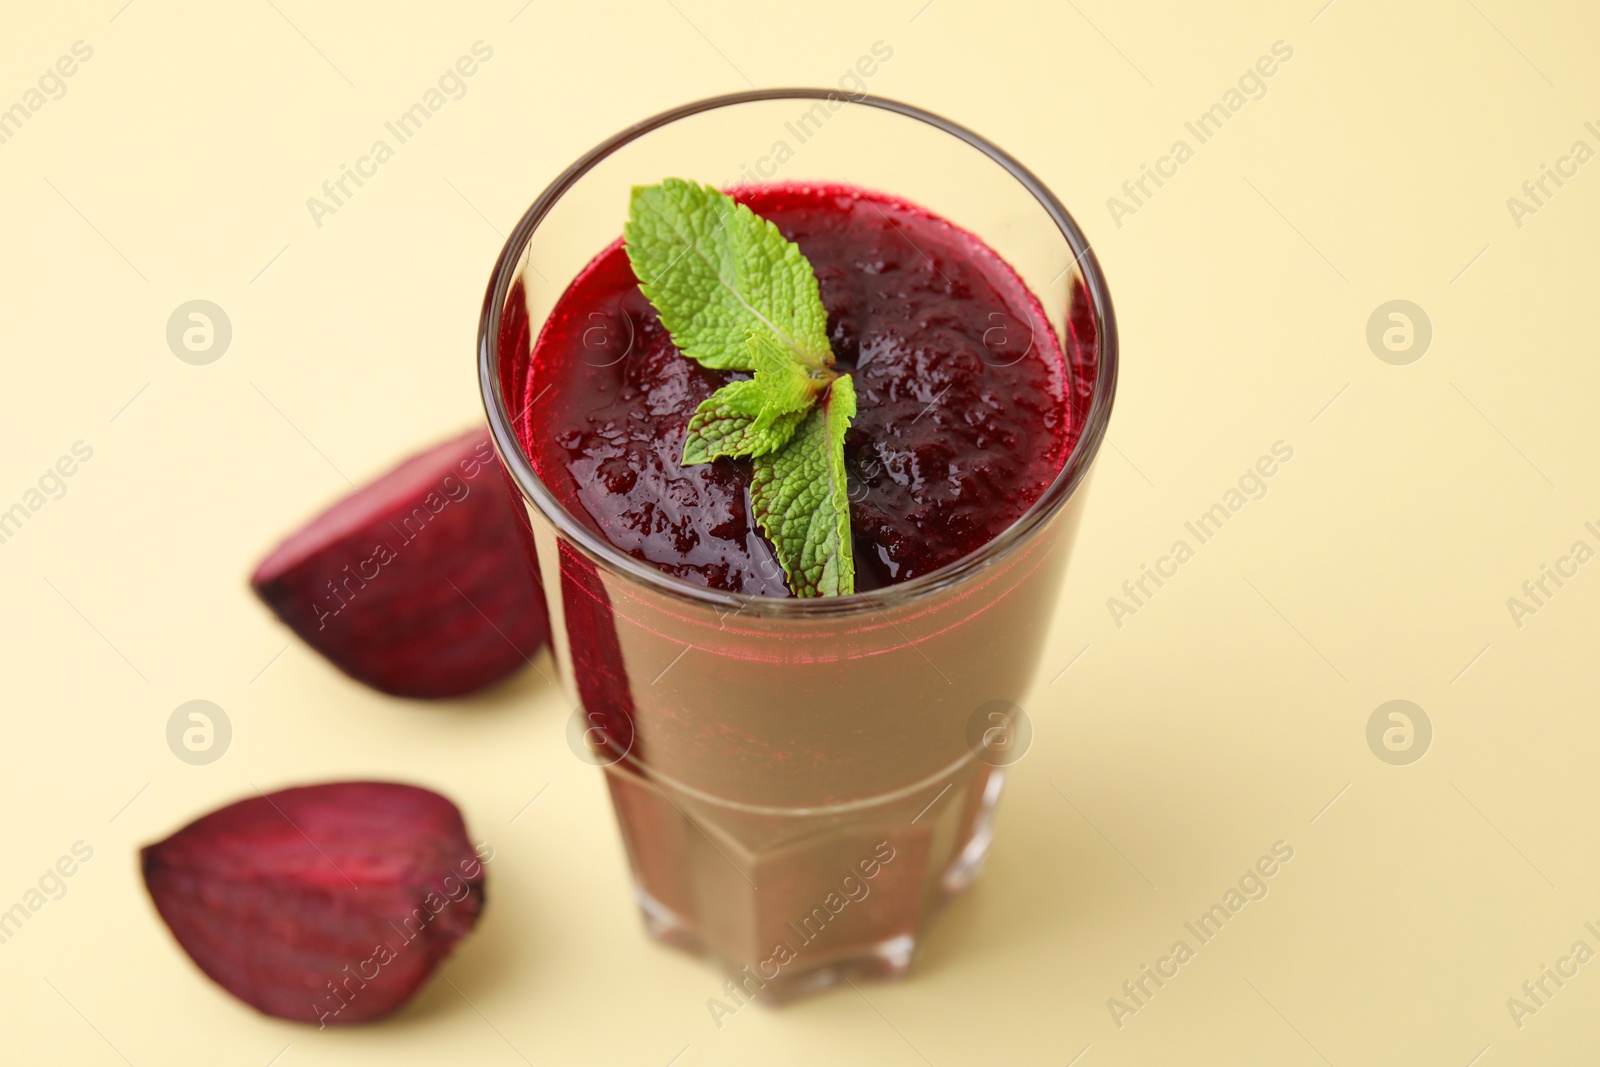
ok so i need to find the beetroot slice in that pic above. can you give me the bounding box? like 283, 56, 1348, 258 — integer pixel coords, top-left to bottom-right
251, 428, 548, 698
141, 782, 487, 1026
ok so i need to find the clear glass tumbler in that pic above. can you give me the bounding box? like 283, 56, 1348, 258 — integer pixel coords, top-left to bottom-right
479, 90, 1117, 1002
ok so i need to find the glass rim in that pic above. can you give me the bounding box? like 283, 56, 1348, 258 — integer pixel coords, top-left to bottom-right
478, 88, 1119, 619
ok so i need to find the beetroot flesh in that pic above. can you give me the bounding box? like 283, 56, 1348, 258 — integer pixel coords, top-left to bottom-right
251, 428, 549, 698
141, 782, 486, 1026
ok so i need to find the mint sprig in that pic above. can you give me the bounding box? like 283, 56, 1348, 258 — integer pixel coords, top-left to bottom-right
623, 179, 856, 597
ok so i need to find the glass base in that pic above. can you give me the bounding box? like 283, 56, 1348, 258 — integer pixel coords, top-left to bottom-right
611, 761, 1006, 1004
639, 885, 920, 1003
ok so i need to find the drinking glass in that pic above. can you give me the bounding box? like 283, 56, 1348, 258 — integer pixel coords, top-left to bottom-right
479, 89, 1117, 1002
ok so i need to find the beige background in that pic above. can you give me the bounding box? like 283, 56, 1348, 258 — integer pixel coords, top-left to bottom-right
2, 0, 1596, 1063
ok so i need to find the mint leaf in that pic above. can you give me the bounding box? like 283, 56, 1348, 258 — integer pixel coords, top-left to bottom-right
682, 380, 809, 464
624, 179, 833, 371
749, 376, 857, 598
625, 180, 857, 597
746, 329, 820, 414
682, 332, 819, 465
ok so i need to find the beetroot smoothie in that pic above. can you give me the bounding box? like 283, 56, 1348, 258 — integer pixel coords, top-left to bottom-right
494, 180, 1103, 1001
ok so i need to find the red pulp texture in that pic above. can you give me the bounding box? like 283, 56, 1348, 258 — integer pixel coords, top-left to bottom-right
520, 183, 1094, 595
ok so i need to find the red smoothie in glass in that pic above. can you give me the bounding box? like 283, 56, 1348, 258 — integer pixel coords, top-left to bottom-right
497, 182, 1100, 998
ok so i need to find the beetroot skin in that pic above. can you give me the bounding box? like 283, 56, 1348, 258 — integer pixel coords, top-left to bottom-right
251, 428, 549, 698
141, 782, 487, 1026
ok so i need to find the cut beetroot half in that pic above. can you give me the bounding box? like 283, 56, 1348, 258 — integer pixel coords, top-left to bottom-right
251, 428, 548, 698
141, 782, 487, 1026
